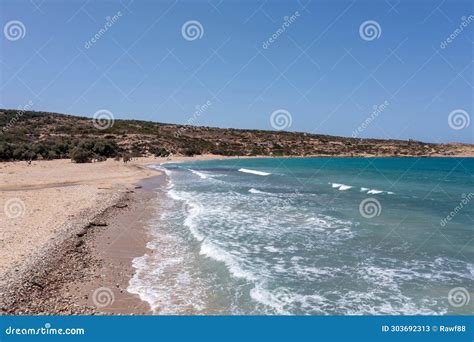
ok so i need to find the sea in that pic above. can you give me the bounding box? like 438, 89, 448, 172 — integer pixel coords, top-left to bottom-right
128, 158, 473, 315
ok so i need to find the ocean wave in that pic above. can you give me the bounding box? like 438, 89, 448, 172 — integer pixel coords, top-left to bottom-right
358, 187, 396, 195
330, 183, 353, 191
338, 185, 352, 191
238, 168, 271, 176
167, 189, 205, 241
264, 246, 280, 253
306, 215, 353, 230
200, 239, 257, 281
249, 188, 272, 195
331, 183, 394, 194
128, 240, 208, 314
250, 285, 328, 315
189, 169, 209, 179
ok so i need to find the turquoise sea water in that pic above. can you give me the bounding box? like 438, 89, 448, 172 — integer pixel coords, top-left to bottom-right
128, 158, 473, 315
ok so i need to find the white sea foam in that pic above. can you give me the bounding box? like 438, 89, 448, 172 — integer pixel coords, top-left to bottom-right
249, 188, 264, 194
167, 189, 205, 241
127, 213, 209, 314
250, 285, 328, 315
249, 286, 291, 315
238, 168, 271, 176
360, 187, 395, 195
200, 239, 257, 281
330, 183, 352, 190
305, 215, 354, 234
367, 189, 383, 194
264, 246, 279, 253
249, 188, 273, 195
338, 184, 352, 191
189, 169, 208, 179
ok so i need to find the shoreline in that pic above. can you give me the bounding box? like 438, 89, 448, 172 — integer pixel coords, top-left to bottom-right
0, 155, 227, 315
1, 154, 473, 315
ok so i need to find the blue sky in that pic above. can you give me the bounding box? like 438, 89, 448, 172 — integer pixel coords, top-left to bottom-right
0, 0, 472, 143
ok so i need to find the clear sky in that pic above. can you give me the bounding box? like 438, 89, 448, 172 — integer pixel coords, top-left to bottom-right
0, 0, 472, 143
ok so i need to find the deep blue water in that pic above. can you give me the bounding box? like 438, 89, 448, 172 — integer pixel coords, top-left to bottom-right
129, 158, 473, 315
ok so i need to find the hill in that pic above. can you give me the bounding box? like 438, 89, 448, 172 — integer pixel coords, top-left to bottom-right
0, 109, 472, 162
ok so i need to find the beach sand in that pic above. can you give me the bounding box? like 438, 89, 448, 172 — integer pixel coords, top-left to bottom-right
0, 155, 225, 315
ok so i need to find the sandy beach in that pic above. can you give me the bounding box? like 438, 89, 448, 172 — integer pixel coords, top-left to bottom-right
0, 155, 225, 315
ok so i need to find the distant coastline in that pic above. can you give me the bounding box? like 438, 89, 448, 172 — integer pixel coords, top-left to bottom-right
1, 109, 472, 162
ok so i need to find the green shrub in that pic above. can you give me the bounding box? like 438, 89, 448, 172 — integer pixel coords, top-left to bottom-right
71, 147, 92, 163
182, 147, 201, 157
151, 147, 170, 157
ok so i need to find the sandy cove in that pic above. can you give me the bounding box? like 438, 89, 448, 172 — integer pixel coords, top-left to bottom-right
0, 155, 226, 315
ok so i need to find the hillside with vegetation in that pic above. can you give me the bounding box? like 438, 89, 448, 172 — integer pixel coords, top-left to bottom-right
0, 109, 471, 162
